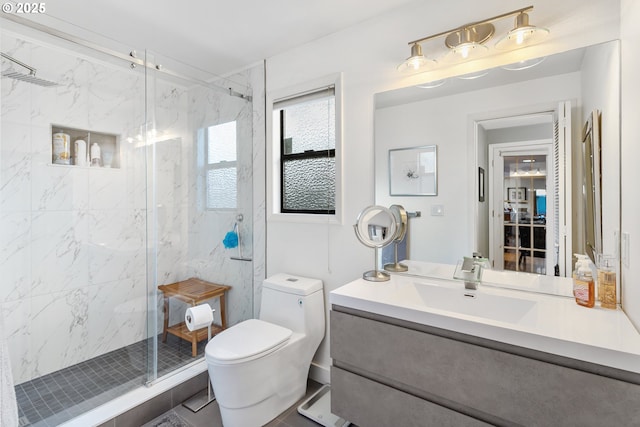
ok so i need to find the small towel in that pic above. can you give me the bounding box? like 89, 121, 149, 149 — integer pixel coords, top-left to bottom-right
0, 307, 18, 427
381, 232, 407, 266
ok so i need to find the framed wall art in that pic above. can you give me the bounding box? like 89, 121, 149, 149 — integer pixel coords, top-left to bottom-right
389, 145, 437, 196
508, 187, 527, 202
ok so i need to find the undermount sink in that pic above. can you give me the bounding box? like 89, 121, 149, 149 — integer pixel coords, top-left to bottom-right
411, 282, 537, 323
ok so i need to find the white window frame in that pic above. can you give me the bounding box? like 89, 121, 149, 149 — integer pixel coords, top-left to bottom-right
267, 73, 343, 224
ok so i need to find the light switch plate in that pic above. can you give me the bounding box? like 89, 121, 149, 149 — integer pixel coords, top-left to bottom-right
431, 205, 444, 216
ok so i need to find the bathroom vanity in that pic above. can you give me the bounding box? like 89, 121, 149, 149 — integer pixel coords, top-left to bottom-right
329, 271, 640, 426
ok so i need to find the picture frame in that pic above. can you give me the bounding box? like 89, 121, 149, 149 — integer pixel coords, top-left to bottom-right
389, 145, 437, 196
478, 167, 485, 202
508, 187, 527, 202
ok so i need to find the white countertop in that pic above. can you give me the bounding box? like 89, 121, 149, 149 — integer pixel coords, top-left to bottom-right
330, 271, 640, 374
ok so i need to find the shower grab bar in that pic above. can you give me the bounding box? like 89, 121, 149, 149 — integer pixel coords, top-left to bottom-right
230, 214, 252, 262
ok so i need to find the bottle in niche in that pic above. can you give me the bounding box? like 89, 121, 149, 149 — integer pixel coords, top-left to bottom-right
74, 139, 87, 167
90, 142, 101, 167
52, 131, 71, 165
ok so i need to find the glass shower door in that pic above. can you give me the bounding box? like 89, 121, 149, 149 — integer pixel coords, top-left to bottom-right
144, 50, 256, 383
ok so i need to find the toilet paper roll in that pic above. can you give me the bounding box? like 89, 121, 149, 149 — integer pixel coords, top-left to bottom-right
185, 303, 214, 331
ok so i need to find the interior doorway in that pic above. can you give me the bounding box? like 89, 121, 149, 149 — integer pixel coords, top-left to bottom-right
489, 143, 554, 275
475, 103, 572, 277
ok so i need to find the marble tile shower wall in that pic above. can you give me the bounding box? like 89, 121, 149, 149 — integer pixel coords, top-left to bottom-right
0, 30, 265, 385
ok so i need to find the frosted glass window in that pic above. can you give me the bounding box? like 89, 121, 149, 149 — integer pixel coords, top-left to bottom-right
274, 87, 336, 214
208, 122, 237, 163
283, 97, 335, 154
206, 121, 237, 210
207, 168, 237, 209
283, 158, 335, 211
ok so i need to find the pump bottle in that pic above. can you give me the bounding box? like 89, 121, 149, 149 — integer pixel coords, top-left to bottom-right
573, 254, 595, 308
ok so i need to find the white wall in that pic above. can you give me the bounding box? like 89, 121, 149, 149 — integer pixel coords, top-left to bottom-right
265, 0, 622, 381
621, 0, 640, 329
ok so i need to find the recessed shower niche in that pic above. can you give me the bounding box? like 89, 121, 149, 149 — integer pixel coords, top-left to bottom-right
51, 124, 120, 168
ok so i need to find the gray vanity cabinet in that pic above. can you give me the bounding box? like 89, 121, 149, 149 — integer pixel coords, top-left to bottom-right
330, 306, 640, 427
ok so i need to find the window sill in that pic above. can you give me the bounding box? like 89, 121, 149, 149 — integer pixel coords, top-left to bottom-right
268, 211, 343, 226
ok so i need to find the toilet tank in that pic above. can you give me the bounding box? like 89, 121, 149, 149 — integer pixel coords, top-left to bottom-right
259, 273, 324, 337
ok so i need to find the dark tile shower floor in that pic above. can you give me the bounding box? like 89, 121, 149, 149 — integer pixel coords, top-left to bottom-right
15, 335, 206, 427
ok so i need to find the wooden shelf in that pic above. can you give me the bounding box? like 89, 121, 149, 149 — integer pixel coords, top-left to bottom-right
166, 321, 224, 343
158, 277, 232, 357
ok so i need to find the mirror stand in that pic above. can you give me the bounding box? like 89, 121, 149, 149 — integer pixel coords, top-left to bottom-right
354, 205, 398, 282
384, 242, 408, 272
384, 204, 409, 273
365, 247, 392, 281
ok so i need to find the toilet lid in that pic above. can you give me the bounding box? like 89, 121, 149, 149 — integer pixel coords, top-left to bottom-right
206, 319, 292, 363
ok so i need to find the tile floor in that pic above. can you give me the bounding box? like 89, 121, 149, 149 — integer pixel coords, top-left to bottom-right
16, 334, 206, 427
144, 380, 326, 427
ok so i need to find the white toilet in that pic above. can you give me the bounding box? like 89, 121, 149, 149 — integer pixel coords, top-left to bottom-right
205, 273, 325, 427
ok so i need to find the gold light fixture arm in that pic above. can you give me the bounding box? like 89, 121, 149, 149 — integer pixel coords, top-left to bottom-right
407, 5, 534, 46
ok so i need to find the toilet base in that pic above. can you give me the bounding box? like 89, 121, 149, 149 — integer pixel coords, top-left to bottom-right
218, 383, 305, 427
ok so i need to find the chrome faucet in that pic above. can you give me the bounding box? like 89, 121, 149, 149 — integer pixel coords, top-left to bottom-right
454, 253, 489, 290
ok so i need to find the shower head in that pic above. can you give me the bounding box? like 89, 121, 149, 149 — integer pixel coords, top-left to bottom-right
1, 69, 59, 87
1, 52, 58, 87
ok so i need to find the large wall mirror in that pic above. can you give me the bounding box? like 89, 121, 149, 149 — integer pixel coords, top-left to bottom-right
374, 40, 620, 290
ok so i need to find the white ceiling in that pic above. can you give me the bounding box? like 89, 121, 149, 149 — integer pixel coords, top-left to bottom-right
40, 0, 418, 77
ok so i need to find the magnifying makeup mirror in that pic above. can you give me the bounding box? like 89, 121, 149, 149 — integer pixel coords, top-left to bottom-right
354, 205, 398, 281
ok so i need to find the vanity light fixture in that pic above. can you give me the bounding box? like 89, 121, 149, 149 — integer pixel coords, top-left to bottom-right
495, 11, 550, 51
397, 43, 437, 73
444, 24, 493, 62
398, 5, 548, 73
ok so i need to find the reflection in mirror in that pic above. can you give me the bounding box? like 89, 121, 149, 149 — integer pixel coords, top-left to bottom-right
582, 110, 602, 263
384, 204, 409, 272
354, 205, 398, 282
374, 41, 620, 295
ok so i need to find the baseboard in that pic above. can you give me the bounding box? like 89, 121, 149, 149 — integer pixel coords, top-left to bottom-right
309, 361, 330, 384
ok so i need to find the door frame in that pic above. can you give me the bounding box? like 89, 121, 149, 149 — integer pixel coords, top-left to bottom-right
489, 141, 555, 274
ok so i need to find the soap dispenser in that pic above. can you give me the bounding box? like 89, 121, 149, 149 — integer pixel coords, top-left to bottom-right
573, 254, 595, 308
597, 254, 617, 309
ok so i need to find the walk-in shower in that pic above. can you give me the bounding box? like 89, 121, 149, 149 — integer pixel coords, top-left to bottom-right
1, 13, 264, 427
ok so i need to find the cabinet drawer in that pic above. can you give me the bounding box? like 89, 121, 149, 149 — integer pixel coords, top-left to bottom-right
330, 309, 640, 426
331, 366, 490, 427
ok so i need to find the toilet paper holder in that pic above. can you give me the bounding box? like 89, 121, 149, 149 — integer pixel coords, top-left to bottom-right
183, 304, 217, 413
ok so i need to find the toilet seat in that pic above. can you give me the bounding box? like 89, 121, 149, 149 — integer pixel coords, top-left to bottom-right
206, 319, 292, 365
